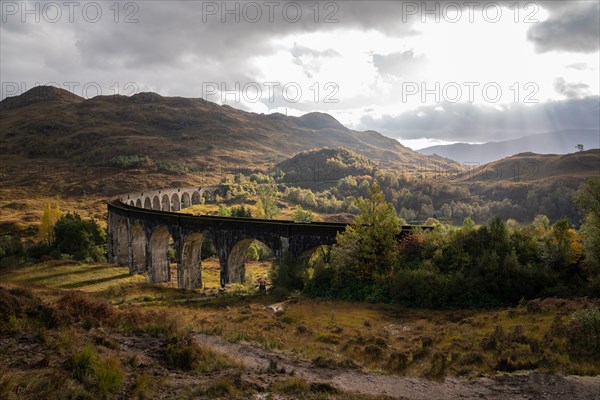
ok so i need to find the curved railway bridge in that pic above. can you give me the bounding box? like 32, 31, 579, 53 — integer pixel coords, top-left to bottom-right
108, 186, 427, 289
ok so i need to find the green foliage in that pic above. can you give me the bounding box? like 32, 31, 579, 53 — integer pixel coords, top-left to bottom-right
155, 161, 199, 173
0, 234, 24, 267
230, 205, 252, 218
292, 205, 314, 223
304, 204, 593, 307
201, 239, 217, 259
94, 154, 151, 169
256, 184, 279, 219
70, 344, 123, 398
278, 147, 376, 185
570, 307, 600, 359
270, 252, 305, 293
331, 182, 400, 283
54, 213, 106, 261
575, 178, 600, 283
218, 204, 230, 217
246, 243, 260, 261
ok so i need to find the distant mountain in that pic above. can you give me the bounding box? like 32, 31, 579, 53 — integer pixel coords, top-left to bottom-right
0, 86, 459, 172
461, 149, 600, 183
418, 130, 600, 164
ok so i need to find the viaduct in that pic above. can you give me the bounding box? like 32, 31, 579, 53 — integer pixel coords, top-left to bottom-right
107, 186, 424, 289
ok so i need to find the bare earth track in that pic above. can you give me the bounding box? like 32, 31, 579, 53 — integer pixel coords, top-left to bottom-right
195, 333, 600, 400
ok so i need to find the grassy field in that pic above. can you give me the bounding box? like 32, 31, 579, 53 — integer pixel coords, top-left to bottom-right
1, 260, 397, 400
2, 260, 599, 383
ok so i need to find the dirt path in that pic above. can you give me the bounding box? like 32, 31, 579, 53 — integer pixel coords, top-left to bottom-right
194, 333, 600, 400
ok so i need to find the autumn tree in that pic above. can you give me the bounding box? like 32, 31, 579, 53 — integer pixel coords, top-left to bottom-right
218, 204, 230, 217
331, 182, 401, 285
256, 184, 279, 219
39, 204, 62, 245
292, 205, 313, 223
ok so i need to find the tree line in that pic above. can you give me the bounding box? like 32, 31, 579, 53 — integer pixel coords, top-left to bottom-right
274, 178, 600, 308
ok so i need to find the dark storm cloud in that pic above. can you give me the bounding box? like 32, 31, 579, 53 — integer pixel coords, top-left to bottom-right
527, 1, 600, 53
0, 0, 423, 98
70, 1, 418, 70
358, 96, 600, 142
554, 78, 590, 99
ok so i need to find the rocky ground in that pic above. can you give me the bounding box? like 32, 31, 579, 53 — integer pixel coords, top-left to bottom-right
195, 333, 600, 400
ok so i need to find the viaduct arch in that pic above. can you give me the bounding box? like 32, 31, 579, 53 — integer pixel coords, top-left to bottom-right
108, 185, 425, 290
108, 185, 350, 289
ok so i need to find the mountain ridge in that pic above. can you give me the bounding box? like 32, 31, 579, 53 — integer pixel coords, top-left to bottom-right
0, 86, 459, 172
418, 130, 600, 164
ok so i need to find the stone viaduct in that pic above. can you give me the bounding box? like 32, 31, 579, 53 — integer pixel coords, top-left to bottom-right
108, 186, 426, 290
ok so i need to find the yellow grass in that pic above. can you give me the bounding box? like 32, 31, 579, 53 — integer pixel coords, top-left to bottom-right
2, 260, 599, 378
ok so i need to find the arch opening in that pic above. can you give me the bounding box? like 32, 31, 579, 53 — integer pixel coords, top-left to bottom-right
144, 197, 152, 209
202, 190, 213, 203
152, 196, 160, 210
149, 226, 172, 283
171, 193, 181, 212
298, 245, 332, 284
135, 199, 142, 208
181, 192, 191, 209
226, 239, 274, 287
129, 200, 135, 206
131, 223, 147, 274
191, 191, 201, 205
161, 194, 170, 211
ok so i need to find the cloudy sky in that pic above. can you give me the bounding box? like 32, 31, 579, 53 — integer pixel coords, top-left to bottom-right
1, 0, 599, 148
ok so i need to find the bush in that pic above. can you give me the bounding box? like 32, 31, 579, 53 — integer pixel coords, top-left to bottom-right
270, 253, 304, 292
165, 337, 238, 372
246, 243, 260, 261
54, 213, 105, 261
70, 345, 123, 398
570, 307, 600, 359
58, 292, 115, 328
390, 269, 448, 308
26, 242, 53, 259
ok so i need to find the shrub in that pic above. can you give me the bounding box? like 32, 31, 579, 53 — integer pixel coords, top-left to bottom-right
165, 337, 239, 372
570, 307, 600, 359
272, 377, 309, 395
196, 378, 239, 398
270, 252, 304, 292
54, 213, 105, 261
246, 243, 259, 261
70, 345, 123, 398
57, 292, 115, 328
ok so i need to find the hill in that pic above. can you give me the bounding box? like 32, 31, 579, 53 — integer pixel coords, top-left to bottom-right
418, 130, 600, 164
276, 147, 377, 188
463, 149, 600, 182
0, 86, 459, 173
